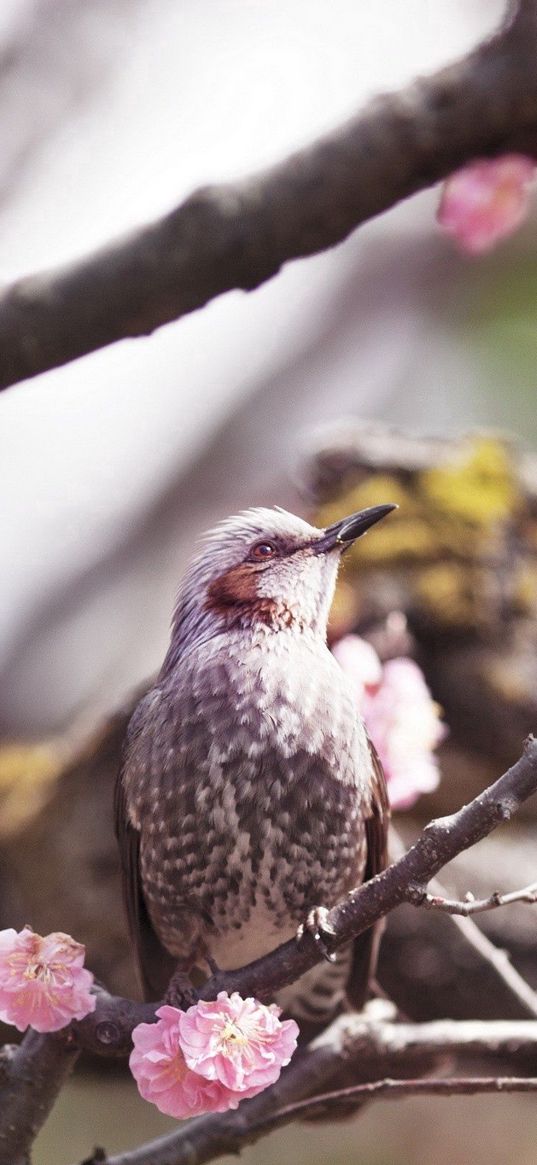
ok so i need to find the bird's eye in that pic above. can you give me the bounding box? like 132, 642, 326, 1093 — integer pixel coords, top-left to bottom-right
249, 541, 277, 562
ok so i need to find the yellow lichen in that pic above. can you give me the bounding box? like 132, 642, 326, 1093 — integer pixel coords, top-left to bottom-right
416, 563, 486, 628
420, 437, 520, 527
312, 437, 525, 631
315, 476, 440, 565
0, 741, 65, 837
315, 475, 412, 525
344, 519, 435, 566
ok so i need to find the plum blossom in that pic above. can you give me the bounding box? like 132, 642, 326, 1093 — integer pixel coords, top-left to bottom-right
333, 635, 446, 810
437, 155, 535, 254
330, 635, 382, 702
0, 926, 95, 1032
130, 1005, 232, 1118
130, 994, 298, 1119
179, 992, 299, 1096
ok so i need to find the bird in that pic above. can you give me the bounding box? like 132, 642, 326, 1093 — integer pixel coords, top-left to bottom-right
115, 503, 395, 1026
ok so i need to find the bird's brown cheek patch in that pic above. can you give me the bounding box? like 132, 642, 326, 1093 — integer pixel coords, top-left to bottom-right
206, 563, 260, 612
206, 563, 295, 628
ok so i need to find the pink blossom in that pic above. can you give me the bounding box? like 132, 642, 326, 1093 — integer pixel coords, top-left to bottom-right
130, 1006, 232, 1119
362, 658, 446, 809
179, 992, 299, 1097
331, 636, 382, 703
130, 996, 299, 1118
0, 927, 95, 1032
333, 635, 446, 810
437, 155, 535, 254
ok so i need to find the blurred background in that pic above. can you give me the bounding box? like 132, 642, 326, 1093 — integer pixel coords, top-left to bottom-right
1, 1, 537, 1162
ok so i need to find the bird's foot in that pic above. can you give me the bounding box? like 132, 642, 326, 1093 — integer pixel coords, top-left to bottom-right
205, 953, 222, 976
296, 906, 337, 963
164, 968, 198, 1010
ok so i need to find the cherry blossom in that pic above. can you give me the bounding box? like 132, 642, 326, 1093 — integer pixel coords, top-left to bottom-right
437, 155, 535, 254
0, 926, 95, 1032
333, 635, 446, 810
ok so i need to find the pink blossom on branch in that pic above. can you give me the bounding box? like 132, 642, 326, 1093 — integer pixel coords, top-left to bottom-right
437, 155, 535, 254
0, 926, 95, 1032
332, 635, 446, 810
180, 991, 298, 1096
130, 1005, 232, 1119
130, 994, 299, 1119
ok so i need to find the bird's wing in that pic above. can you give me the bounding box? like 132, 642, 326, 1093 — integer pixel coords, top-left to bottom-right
346, 733, 390, 1010
114, 695, 177, 1001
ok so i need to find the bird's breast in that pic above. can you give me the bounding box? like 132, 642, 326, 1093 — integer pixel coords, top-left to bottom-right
128, 630, 372, 963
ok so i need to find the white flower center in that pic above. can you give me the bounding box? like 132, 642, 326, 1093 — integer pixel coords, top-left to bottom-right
24, 961, 53, 982
219, 1021, 248, 1050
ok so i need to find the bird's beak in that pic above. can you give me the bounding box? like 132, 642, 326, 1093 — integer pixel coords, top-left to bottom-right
314, 504, 398, 554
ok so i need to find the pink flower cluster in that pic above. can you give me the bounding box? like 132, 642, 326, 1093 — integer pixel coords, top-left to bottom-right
130, 992, 299, 1119
437, 154, 535, 254
0, 926, 95, 1032
332, 635, 446, 810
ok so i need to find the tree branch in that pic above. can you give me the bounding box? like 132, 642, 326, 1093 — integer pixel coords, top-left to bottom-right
70, 736, 537, 1059
2, 0, 537, 389
3, 736, 537, 1164
379, 830, 537, 1021
193, 736, 537, 1006
80, 1013, 537, 1165
0, 1029, 79, 1165
260, 1075, 537, 1128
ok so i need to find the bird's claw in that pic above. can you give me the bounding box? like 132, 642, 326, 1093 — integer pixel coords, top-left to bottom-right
296, 906, 337, 963
164, 969, 198, 1009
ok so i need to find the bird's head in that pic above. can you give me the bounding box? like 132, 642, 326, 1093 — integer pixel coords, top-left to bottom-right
163, 504, 396, 668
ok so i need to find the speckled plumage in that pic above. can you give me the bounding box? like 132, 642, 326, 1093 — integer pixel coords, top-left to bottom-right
116, 506, 391, 1022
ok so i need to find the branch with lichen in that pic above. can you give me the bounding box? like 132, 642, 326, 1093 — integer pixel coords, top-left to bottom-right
2, 0, 537, 389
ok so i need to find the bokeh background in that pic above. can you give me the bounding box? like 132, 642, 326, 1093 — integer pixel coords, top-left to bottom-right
1, 1, 536, 1162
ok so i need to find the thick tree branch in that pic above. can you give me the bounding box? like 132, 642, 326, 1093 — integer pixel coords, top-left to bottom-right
194, 736, 537, 1005
2, 737, 537, 1164
2, 1, 537, 389
70, 736, 537, 1059
0, 1029, 79, 1165
81, 1013, 537, 1165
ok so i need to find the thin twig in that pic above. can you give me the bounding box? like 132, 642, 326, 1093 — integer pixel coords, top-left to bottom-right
262, 1075, 537, 1127
412, 881, 537, 917
450, 913, 537, 1020
382, 829, 537, 1020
